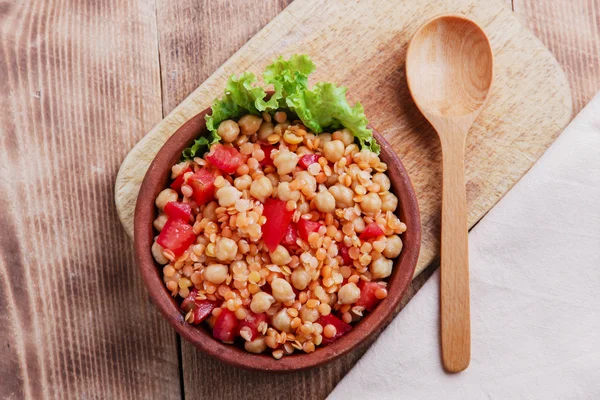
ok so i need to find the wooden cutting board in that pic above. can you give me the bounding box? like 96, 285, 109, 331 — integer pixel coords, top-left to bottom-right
115, 0, 572, 277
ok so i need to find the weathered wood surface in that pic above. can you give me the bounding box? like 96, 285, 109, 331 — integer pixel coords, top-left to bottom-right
514, 0, 600, 113
0, 1, 180, 399
3, 0, 598, 399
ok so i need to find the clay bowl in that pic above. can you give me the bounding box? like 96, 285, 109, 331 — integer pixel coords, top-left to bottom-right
134, 105, 421, 371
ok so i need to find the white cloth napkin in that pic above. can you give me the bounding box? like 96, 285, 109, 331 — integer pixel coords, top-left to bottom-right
329, 93, 600, 400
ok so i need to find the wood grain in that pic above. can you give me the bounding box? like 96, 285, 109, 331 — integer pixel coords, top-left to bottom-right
0, 0, 180, 398
513, 0, 600, 113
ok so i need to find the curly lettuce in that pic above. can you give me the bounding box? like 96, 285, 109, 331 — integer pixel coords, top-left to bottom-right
285, 82, 379, 153
182, 54, 378, 160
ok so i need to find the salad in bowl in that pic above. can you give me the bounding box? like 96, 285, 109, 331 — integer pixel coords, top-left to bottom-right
136, 55, 420, 367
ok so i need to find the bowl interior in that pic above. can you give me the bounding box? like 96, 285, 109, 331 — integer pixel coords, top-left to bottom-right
134, 109, 421, 371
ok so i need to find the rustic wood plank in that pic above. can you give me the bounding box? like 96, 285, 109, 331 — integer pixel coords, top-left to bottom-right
513, 0, 600, 113
0, 1, 180, 398
156, 0, 294, 114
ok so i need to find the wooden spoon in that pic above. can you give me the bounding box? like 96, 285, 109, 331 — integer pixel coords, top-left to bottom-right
406, 14, 494, 373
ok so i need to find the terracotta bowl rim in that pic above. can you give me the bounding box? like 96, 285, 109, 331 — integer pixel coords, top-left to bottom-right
133, 106, 421, 372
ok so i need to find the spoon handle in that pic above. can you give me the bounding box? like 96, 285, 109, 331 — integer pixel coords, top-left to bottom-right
440, 136, 471, 373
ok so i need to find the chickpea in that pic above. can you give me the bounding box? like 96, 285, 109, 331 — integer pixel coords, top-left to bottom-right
257, 122, 274, 141
323, 140, 345, 163
299, 305, 319, 323
371, 257, 393, 279
215, 237, 238, 262
250, 176, 273, 202
380, 192, 398, 212
271, 278, 295, 303
244, 336, 267, 354
383, 235, 403, 258
217, 120, 240, 143
291, 267, 311, 290
238, 114, 262, 135
295, 171, 316, 194
274, 111, 287, 124
203, 201, 218, 221
204, 264, 229, 284
234, 175, 252, 191
273, 150, 299, 175
270, 245, 291, 266
332, 128, 354, 146
314, 190, 336, 213
355, 149, 380, 166
277, 182, 300, 202
152, 241, 169, 264
153, 213, 168, 231
272, 309, 292, 333
216, 185, 242, 207
317, 133, 332, 149
329, 184, 355, 208
250, 291, 276, 313
361, 192, 382, 214
372, 172, 391, 192
338, 282, 361, 304
155, 188, 178, 210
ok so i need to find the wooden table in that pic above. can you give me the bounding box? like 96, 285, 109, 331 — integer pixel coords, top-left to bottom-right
1, 1, 598, 399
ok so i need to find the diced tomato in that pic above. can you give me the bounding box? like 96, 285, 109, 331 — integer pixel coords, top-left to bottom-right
181, 288, 199, 312
188, 168, 215, 206
260, 145, 276, 167
359, 223, 385, 241
238, 312, 268, 341
164, 201, 192, 221
156, 218, 196, 257
281, 223, 299, 249
193, 300, 219, 324
339, 245, 353, 265
356, 281, 382, 312
318, 314, 352, 346
298, 154, 320, 169
206, 144, 244, 174
213, 309, 239, 343
180, 289, 219, 324
262, 198, 295, 252
297, 218, 322, 242
170, 168, 192, 193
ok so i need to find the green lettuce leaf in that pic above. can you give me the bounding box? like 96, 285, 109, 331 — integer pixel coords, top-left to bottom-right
181, 130, 220, 160
286, 82, 380, 153
186, 72, 280, 160
183, 54, 379, 159
263, 54, 315, 107
204, 72, 275, 134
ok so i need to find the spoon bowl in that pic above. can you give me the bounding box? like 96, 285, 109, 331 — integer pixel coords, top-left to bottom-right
406, 14, 493, 373
407, 15, 493, 120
